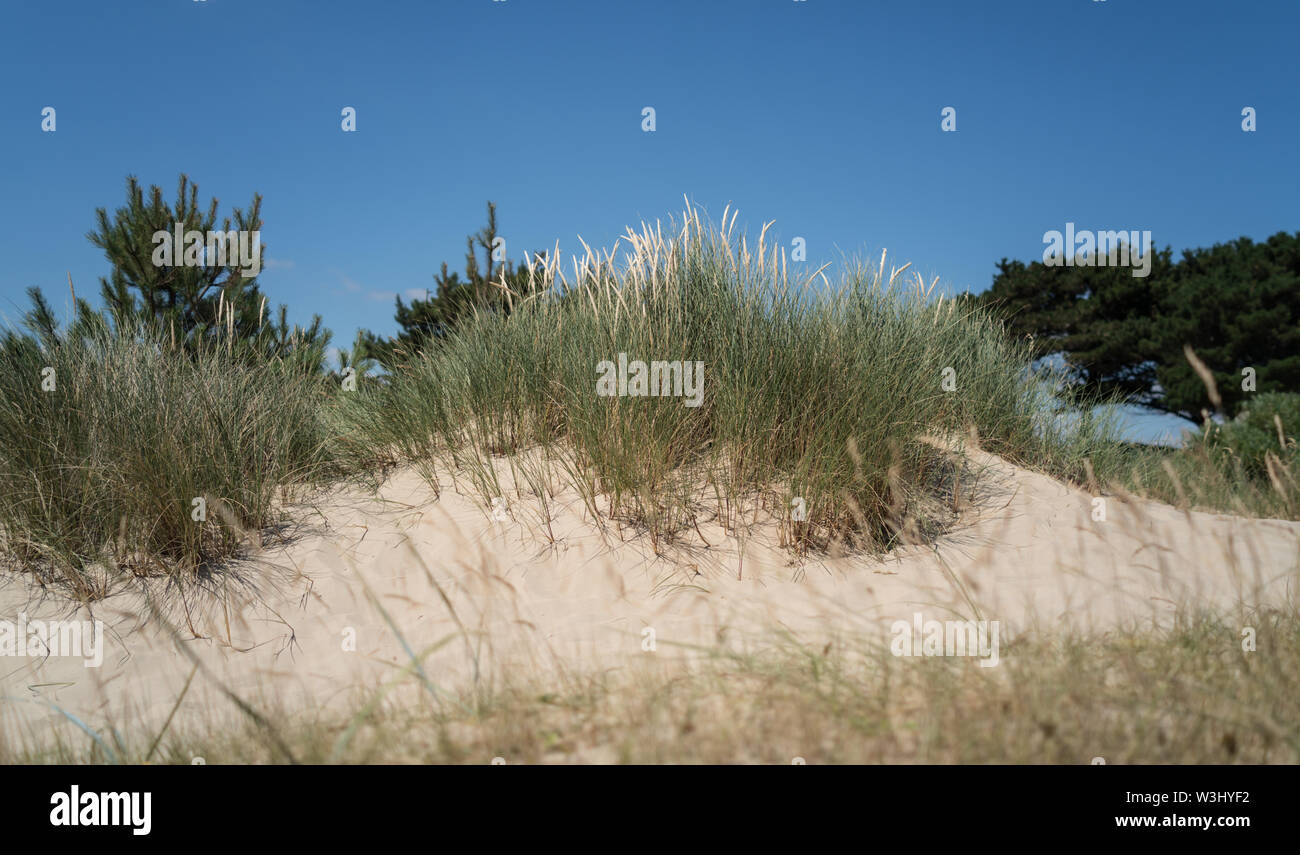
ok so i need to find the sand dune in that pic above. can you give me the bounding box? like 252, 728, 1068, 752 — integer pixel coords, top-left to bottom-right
3, 447, 1297, 752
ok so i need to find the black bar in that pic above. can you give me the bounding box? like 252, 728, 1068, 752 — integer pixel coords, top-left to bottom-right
5, 764, 1287, 844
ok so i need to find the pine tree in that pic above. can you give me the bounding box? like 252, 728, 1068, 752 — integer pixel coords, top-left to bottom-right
976, 232, 1300, 421
361, 201, 545, 370
87, 174, 331, 372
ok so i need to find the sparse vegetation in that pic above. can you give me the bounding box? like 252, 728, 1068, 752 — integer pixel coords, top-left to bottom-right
1088, 394, 1300, 521
7, 607, 1296, 764
2, 205, 1298, 766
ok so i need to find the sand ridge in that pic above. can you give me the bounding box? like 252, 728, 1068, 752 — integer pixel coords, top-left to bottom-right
2, 447, 1297, 750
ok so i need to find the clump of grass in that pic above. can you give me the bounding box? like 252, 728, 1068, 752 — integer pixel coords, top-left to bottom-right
1102, 444, 1297, 521
1089, 394, 1300, 521
0, 300, 337, 598
338, 205, 1122, 554
1203, 393, 1300, 477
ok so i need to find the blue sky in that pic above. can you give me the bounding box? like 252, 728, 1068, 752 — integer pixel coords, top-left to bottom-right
3, 0, 1297, 443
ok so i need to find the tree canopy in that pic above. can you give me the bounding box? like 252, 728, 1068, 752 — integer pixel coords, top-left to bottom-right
85, 173, 331, 373
974, 232, 1300, 421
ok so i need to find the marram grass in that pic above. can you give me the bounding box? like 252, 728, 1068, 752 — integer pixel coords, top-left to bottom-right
335, 205, 1126, 553
0, 311, 336, 598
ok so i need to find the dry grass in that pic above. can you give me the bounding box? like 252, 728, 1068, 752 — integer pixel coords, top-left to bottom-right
7, 606, 1295, 765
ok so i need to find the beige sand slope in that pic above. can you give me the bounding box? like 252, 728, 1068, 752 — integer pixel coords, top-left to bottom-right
2, 448, 1298, 751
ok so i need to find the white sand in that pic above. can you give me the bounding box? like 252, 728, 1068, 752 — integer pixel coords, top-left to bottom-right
2, 447, 1297, 752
